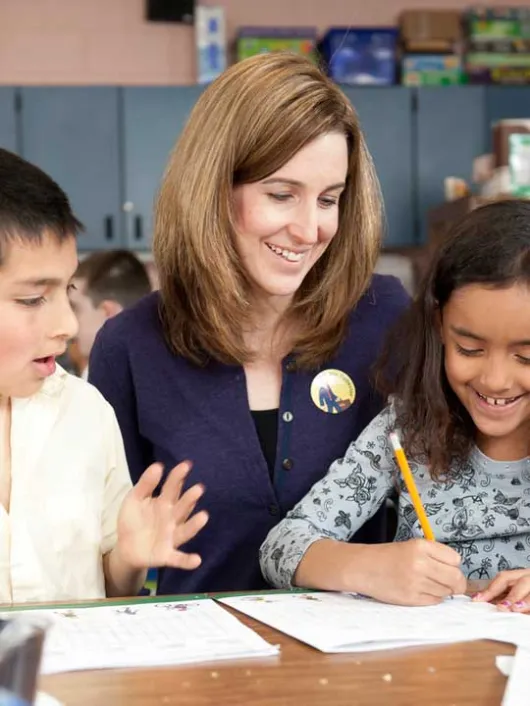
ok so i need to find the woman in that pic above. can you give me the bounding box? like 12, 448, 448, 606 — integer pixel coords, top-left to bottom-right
89, 52, 410, 594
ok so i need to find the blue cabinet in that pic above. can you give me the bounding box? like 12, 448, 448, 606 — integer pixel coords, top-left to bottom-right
9, 84, 530, 254
0, 89, 16, 153
343, 87, 415, 246
416, 87, 487, 241
125, 86, 414, 248
122, 87, 204, 249
20, 88, 122, 251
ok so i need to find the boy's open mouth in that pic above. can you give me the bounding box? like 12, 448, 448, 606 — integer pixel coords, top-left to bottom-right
32, 356, 57, 377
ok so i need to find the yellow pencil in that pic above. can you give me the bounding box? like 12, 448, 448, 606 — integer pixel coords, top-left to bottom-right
389, 431, 435, 542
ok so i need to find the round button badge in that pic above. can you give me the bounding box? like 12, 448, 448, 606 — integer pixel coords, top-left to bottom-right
310, 369, 356, 414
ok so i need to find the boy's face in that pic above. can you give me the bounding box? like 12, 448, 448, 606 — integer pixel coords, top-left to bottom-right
69, 279, 122, 359
0, 233, 79, 398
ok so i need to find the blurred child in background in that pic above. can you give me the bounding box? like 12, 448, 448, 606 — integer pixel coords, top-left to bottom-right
69, 250, 152, 378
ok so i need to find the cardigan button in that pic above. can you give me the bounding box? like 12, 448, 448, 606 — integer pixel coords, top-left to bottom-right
285, 360, 297, 373
268, 503, 280, 516
282, 458, 293, 470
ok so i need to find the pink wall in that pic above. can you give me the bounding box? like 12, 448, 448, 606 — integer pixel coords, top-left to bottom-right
0, 0, 519, 85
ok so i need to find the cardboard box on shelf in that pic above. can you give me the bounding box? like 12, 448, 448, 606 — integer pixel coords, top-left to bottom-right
465, 7, 530, 83
400, 10, 462, 54
235, 27, 317, 62
466, 52, 530, 84
402, 54, 464, 85
465, 6, 530, 53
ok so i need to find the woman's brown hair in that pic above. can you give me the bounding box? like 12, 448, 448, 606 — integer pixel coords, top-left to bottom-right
377, 199, 530, 479
153, 52, 383, 367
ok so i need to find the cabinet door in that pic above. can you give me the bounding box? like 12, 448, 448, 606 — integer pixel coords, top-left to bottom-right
122, 87, 204, 250
20, 88, 122, 251
485, 86, 530, 149
416, 87, 486, 240
342, 87, 415, 246
0, 88, 17, 152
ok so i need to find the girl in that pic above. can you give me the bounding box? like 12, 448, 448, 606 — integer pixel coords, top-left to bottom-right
261, 199, 530, 611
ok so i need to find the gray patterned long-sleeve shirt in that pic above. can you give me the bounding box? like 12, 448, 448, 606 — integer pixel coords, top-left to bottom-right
260, 404, 530, 588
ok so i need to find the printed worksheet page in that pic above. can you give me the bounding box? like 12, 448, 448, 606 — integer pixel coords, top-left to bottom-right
2, 598, 279, 674
219, 592, 530, 653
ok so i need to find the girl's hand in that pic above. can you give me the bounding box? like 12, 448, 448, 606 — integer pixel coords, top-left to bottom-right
473, 569, 530, 613
350, 538, 467, 606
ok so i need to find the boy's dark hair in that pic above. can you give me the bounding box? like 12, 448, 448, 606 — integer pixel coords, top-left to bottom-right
377, 199, 530, 478
76, 250, 151, 308
0, 148, 83, 265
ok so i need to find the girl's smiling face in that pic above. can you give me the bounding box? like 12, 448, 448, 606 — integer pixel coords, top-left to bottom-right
442, 282, 530, 459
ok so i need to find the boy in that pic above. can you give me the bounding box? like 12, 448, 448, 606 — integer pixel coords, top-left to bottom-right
69, 250, 151, 378
0, 148, 207, 603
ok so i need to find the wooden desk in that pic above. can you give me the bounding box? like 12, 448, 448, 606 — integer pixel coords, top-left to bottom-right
40, 584, 514, 706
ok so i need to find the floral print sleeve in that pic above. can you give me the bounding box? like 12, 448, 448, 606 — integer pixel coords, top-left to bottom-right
260, 405, 397, 588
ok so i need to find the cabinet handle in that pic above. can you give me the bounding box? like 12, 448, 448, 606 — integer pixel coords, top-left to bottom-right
134, 215, 143, 242
104, 216, 114, 241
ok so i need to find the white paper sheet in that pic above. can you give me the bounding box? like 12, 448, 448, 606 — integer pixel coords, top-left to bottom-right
502, 647, 530, 706
36, 693, 63, 706
496, 655, 514, 677
219, 592, 530, 654
1, 599, 279, 674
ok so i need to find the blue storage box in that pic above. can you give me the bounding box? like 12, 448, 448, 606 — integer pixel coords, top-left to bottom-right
319, 28, 398, 86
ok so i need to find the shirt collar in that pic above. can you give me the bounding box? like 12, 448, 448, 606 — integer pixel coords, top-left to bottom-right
12, 364, 68, 406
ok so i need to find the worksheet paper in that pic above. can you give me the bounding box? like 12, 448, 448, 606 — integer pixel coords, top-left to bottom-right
0, 599, 279, 674
496, 655, 514, 676
502, 647, 530, 706
36, 694, 62, 706
219, 592, 530, 653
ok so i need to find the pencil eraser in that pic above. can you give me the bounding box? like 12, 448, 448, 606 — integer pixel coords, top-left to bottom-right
389, 432, 401, 452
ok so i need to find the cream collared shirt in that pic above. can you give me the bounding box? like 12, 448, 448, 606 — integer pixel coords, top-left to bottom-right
0, 365, 132, 604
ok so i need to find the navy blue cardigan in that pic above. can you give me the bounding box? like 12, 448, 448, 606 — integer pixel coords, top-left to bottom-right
89, 275, 409, 594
